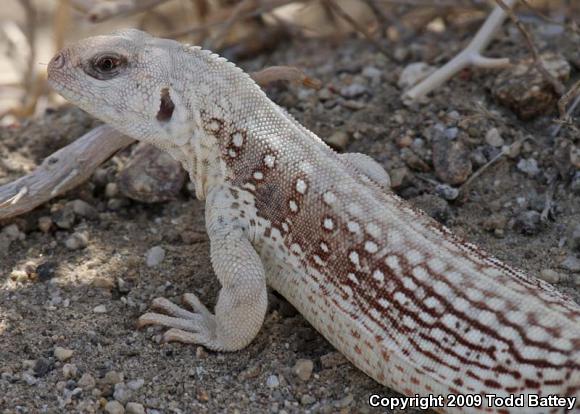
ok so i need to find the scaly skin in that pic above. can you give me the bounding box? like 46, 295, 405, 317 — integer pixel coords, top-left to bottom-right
47, 29, 580, 413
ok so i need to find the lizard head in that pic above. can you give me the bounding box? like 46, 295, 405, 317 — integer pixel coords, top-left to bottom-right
47, 29, 194, 149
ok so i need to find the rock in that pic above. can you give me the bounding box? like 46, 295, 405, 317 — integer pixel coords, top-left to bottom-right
324, 131, 350, 150
71, 199, 98, 219
127, 378, 144, 391
196, 388, 210, 402
492, 53, 570, 119
335, 394, 354, 408
320, 352, 348, 369
434, 184, 459, 201
93, 305, 107, 314
125, 403, 145, 414
145, 246, 165, 267
293, 359, 313, 382
571, 145, 580, 169
398, 62, 436, 90
539, 269, 565, 284
37, 216, 53, 233
65, 231, 89, 250
570, 224, 580, 251
485, 128, 504, 147
113, 383, 132, 404
36, 262, 56, 281
411, 194, 451, 225
78, 373, 96, 389
118, 143, 186, 203
238, 365, 261, 381
300, 394, 316, 405
400, 148, 430, 172
517, 158, 540, 177
339, 83, 367, 99
388, 167, 411, 189
104, 400, 125, 414
514, 210, 542, 235
561, 255, 580, 273
53, 206, 76, 229
104, 371, 124, 385
266, 375, 279, 388
62, 363, 78, 379
432, 134, 472, 185
571, 172, 580, 195
54, 347, 74, 362
105, 182, 119, 198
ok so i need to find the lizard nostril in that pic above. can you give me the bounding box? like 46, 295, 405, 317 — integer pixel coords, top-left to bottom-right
49, 52, 65, 70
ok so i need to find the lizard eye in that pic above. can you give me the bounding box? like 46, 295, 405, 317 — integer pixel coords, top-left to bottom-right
84, 53, 127, 80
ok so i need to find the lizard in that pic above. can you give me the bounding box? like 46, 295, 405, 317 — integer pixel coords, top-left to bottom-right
46, 29, 580, 413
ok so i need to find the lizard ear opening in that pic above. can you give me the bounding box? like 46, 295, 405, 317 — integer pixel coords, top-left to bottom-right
156, 88, 175, 122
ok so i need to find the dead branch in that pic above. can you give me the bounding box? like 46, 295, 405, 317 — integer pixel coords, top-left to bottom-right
70, 0, 173, 23
0, 126, 134, 221
551, 80, 580, 137
403, 0, 516, 104
494, 0, 565, 96
0, 66, 317, 221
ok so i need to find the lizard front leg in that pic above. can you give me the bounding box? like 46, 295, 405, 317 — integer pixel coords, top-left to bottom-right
138, 186, 268, 352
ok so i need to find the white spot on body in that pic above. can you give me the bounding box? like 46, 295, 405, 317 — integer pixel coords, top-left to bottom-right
323, 191, 336, 205
347, 221, 361, 234
323, 218, 334, 230
264, 154, 275, 168
349, 251, 360, 266
365, 241, 378, 253
365, 222, 382, 238
232, 132, 244, 147
253, 171, 264, 180
296, 179, 307, 194
289, 200, 298, 212
406, 249, 424, 266
290, 243, 303, 255
347, 273, 359, 284
228, 149, 237, 158
320, 242, 329, 253
372, 269, 384, 282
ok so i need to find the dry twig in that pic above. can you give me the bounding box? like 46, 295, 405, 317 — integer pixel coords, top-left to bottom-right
70, 0, 173, 23
494, 0, 565, 96
403, 0, 516, 103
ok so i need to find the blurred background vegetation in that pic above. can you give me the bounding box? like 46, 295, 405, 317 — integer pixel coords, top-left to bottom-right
0, 0, 577, 124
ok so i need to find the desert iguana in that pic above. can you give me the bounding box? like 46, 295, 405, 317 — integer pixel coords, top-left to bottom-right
47, 29, 579, 413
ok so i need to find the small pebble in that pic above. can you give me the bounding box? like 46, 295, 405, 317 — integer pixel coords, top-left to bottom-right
146, 246, 165, 267
54, 347, 74, 362
105, 183, 119, 198
539, 269, 565, 284
38, 216, 53, 233
293, 359, 314, 382
62, 363, 78, 379
339, 83, 367, 99
78, 373, 96, 389
104, 371, 124, 385
514, 210, 542, 235
266, 375, 279, 388
435, 184, 459, 201
561, 255, 580, 273
485, 128, 504, 147
324, 131, 350, 150
71, 199, 98, 219
104, 400, 125, 414
127, 378, 144, 391
300, 394, 316, 405
113, 383, 132, 404
65, 231, 89, 250
196, 388, 210, 402
517, 158, 540, 176
335, 394, 354, 408
125, 402, 145, 414
569, 224, 580, 251
93, 305, 108, 314
320, 352, 348, 368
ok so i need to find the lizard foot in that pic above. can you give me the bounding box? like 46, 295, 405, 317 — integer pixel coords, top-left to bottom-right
137, 294, 219, 347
